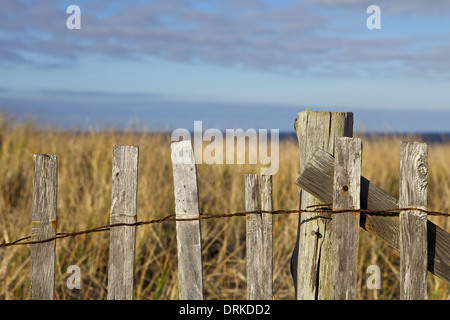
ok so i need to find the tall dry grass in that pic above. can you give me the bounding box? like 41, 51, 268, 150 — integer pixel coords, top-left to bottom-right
0, 114, 448, 300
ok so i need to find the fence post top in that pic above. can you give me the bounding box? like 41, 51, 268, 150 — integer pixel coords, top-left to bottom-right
33, 154, 57, 159
113, 144, 139, 148
296, 109, 354, 116
171, 140, 195, 165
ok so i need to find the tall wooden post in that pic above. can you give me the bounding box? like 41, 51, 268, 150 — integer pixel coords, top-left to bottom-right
108, 145, 139, 300
260, 174, 273, 300
31, 154, 57, 300
171, 140, 204, 300
292, 110, 353, 300
331, 137, 362, 300
245, 174, 273, 300
245, 174, 261, 300
399, 142, 428, 300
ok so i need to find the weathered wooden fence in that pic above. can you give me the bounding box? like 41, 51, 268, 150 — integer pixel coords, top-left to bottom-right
18, 110, 450, 299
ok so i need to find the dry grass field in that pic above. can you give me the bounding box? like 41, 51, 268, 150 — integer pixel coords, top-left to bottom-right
0, 114, 448, 300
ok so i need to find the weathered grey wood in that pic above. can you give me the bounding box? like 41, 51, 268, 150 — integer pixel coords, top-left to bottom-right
292, 110, 353, 300
245, 174, 262, 300
31, 154, 57, 300
245, 174, 273, 300
260, 174, 273, 300
295, 148, 400, 247
171, 141, 204, 300
108, 145, 139, 300
399, 142, 428, 300
331, 137, 362, 300
295, 148, 450, 284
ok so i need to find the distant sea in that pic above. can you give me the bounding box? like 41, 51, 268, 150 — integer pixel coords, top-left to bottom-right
278, 132, 450, 144
1, 104, 449, 143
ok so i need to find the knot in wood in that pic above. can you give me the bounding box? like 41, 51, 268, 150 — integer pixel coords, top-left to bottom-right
417, 156, 428, 190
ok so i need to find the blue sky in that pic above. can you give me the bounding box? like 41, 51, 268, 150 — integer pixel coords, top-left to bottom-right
0, 0, 449, 132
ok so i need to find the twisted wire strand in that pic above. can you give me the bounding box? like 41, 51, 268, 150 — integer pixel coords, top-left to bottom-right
1, 207, 448, 248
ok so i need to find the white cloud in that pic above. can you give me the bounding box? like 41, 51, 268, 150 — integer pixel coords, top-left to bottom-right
0, 0, 449, 79
308, 0, 450, 17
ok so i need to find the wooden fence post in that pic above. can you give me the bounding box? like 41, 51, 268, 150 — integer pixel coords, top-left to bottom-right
261, 174, 273, 300
245, 174, 273, 300
171, 140, 204, 300
245, 174, 261, 300
331, 137, 362, 300
108, 145, 139, 300
31, 154, 57, 300
399, 142, 428, 300
292, 110, 353, 300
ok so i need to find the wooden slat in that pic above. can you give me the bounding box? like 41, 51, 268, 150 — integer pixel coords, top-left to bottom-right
295, 148, 450, 284
245, 174, 273, 300
245, 174, 262, 300
171, 140, 204, 300
31, 154, 57, 300
292, 110, 353, 300
399, 142, 428, 300
260, 174, 273, 299
331, 137, 362, 300
108, 145, 139, 300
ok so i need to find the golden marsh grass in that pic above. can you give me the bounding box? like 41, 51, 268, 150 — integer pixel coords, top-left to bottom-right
0, 115, 448, 300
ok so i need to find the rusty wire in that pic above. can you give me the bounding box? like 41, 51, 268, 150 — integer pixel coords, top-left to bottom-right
0, 207, 448, 249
